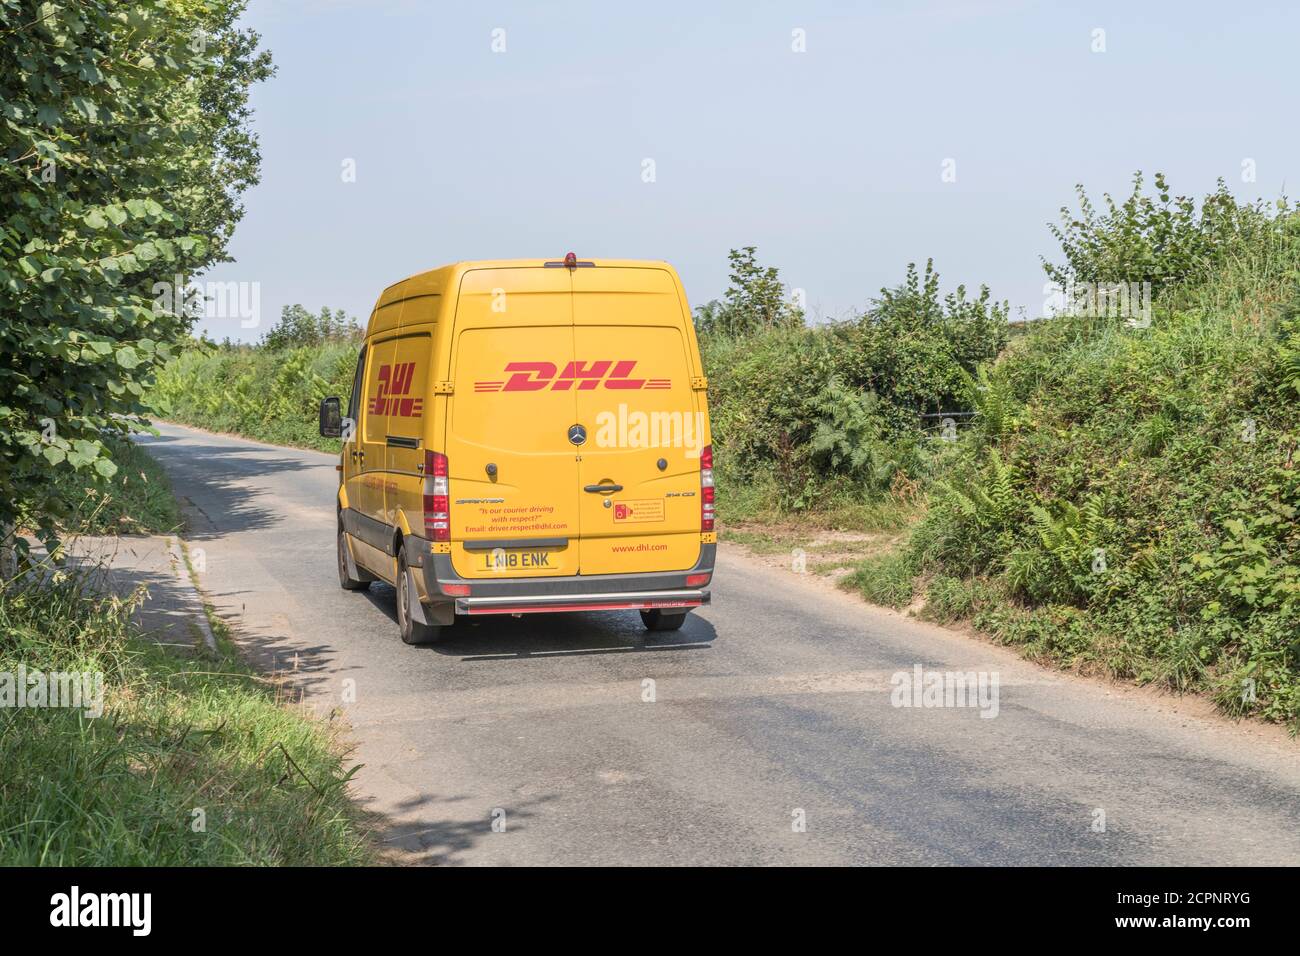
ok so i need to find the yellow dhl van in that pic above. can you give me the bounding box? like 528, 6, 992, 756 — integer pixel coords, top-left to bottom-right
319, 255, 716, 644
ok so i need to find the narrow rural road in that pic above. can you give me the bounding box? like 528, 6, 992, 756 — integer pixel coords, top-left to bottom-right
140, 422, 1300, 865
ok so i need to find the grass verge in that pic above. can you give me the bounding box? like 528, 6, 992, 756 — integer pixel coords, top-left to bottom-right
50, 436, 184, 537
0, 551, 373, 865
719, 487, 921, 582
1, 450, 377, 868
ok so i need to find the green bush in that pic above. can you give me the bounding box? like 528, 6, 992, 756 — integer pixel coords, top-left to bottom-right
0, 0, 271, 548
702, 257, 1006, 511
922, 574, 998, 625
49, 437, 183, 536
843, 550, 920, 608
856, 177, 1300, 726
155, 336, 358, 451
693, 246, 804, 337
1044, 171, 1282, 294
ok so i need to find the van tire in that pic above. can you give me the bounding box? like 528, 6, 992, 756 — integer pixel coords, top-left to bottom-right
640, 609, 688, 631
338, 524, 372, 591
397, 552, 443, 645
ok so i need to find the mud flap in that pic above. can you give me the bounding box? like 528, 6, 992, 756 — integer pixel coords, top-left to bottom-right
426, 601, 455, 626
342, 531, 367, 581
405, 565, 432, 626
405, 566, 456, 626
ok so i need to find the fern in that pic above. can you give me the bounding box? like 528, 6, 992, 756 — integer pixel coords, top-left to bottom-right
935, 451, 1020, 529
960, 365, 1020, 442
1008, 494, 1113, 603
1278, 313, 1300, 398
808, 378, 899, 491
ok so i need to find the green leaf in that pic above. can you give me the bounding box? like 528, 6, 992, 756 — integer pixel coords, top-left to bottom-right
70, 96, 99, 122
0, 0, 273, 546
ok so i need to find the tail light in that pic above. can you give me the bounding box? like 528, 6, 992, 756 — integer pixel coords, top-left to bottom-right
700, 444, 715, 532
423, 451, 450, 541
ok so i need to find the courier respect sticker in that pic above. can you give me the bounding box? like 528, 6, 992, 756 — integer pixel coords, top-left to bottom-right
613, 499, 665, 523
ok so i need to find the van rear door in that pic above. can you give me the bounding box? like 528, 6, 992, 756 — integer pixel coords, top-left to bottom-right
383, 330, 432, 529
571, 266, 704, 575
445, 267, 580, 578
357, 334, 395, 529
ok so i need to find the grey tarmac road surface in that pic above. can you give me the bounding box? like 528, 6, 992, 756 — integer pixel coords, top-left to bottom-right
139, 422, 1300, 866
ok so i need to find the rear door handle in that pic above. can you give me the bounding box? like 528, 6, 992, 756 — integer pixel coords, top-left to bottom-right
584, 483, 622, 493
462, 537, 569, 551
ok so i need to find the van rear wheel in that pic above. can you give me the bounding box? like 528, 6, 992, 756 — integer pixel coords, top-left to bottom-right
640, 608, 688, 631
397, 552, 443, 645
338, 524, 372, 591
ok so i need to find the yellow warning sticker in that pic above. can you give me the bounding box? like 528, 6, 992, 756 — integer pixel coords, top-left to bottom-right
613, 499, 665, 523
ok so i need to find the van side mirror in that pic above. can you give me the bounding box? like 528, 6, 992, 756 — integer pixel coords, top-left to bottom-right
319, 397, 343, 438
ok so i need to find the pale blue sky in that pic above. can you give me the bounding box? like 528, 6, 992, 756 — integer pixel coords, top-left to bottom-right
196, 0, 1300, 340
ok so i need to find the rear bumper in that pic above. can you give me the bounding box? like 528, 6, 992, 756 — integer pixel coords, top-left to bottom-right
407, 537, 715, 615
455, 590, 708, 616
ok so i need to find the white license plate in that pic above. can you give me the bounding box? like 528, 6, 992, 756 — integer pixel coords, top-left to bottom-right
481, 550, 553, 570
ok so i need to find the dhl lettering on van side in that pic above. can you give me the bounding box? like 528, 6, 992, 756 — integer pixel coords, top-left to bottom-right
474, 360, 671, 393
370, 362, 424, 417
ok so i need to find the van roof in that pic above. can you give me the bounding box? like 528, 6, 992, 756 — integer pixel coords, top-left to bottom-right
375, 258, 674, 309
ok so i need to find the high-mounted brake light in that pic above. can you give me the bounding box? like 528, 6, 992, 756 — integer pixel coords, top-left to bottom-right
700, 444, 714, 532
423, 450, 450, 542
545, 253, 594, 269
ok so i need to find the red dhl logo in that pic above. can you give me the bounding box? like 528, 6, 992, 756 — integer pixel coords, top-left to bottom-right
475, 361, 670, 393
370, 362, 424, 417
